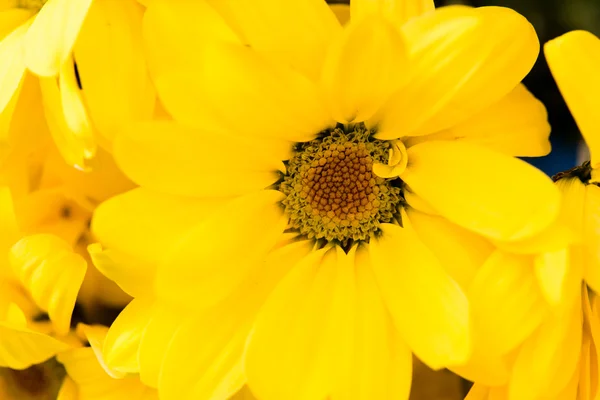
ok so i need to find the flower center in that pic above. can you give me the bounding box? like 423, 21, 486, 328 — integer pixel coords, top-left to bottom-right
280, 124, 403, 246
17, 0, 46, 11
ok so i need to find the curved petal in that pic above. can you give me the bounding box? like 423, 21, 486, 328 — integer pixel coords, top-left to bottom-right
406, 208, 493, 290
0, 307, 69, 369
332, 246, 412, 400
142, 0, 241, 80
73, 0, 155, 144
468, 250, 548, 356
103, 298, 154, 375
321, 16, 408, 123
9, 234, 87, 336
0, 19, 28, 114
58, 347, 158, 400
509, 297, 582, 400
246, 247, 349, 400
24, 0, 93, 77
154, 44, 333, 142
91, 187, 230, 267
401, 140, 560, 242
156, 190, 287, 308
160, 238, 312, 399
368, 219, 471, 369
545, 31, 600, 166
405, 84, 551, 157
137, 303, 186, 388
376, 6, 539, 139
350, 0, 434, 25
583, 184, 600, 292
39, 74, 95, 170
534, 248, 580, 307
113, 121, 287, 197
206, 0, 340, 80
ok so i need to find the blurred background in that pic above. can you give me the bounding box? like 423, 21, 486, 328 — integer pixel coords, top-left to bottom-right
330, 0, 600, 176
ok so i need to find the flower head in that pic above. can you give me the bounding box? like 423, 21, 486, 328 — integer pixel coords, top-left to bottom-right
92, 0, 559, 398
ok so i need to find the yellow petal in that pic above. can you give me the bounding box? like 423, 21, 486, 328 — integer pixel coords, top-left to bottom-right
350, 0, 434, 25
103, 298, 154, 375
583, 184, 600, 292
57, 376, 78, 400
159, 239, 313, 398
401, 140, 560, 242
58, 347, 159, 400
0, 19, 28, 114
509, 297, 582, 400
39, 75, 95, 170
373, 140, 408, 178
113, 121, 287, 197
156, 190, 287, 308
0, 187, 20, 278
138, 303, 186, 388
9, 234, 87, 336
534, 248, 580, 307
377, 6, 539, 139
332, 246, 413, 400
468, 250, 547, 356
369, 219, 471, 368
23, 0, 92, 77
92, 187, 229, 267
58, 55, 95, 157
158, 304, 248, 400
142, 0, 241, 80
154, 44, 333, 142
406, 208, 493, 290
0, 317, 69, 369
405, 84, 551, 157
245, 247, 338, 400
87, 244, 154, 299
73, 0, 155, 145
545, 31, 600, 166
450, 347, 509, 386
321, 15, 408, 123
77, 324, 126, 379
206, 0, 340, 80
0, 9, 32, 39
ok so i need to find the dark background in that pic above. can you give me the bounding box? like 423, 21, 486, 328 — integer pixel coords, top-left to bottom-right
329, 0, 600, 176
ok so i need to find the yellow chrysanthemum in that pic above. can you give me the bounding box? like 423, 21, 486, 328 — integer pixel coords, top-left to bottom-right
91, 1, 560, 399
0, 0, 155, 169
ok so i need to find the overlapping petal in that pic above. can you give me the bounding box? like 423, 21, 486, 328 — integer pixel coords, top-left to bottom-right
376, 6, 539, 139
206, 0, 340, 80
401, 140, 560, 242
405, 84, 551, 157
321, 15, 408, 123
74, 0, 155, 145
350, 0, 434, 26
369, 218, 471, 369
113, 121, 287, 197
9, 234, 86, 336
156, 190, 287, 308
23, 0, 92, 77
154, 44, 334, 142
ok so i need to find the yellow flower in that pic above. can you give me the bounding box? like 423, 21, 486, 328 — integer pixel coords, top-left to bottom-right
92, 0, 558, 399
0, 0, 155, 169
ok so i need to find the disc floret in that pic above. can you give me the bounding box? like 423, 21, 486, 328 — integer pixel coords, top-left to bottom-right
280, 124, 403, 245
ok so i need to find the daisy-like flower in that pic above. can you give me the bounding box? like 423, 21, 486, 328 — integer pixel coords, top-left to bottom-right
0, 0, 155, 169
92, 0, 559, 398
